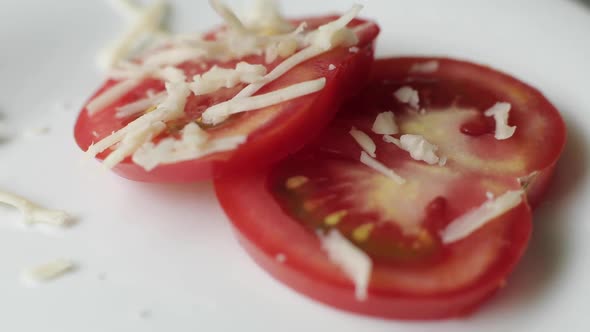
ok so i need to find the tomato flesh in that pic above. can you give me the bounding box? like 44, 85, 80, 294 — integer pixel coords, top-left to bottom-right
74, 17, 380, 182
215, 57, 566, 319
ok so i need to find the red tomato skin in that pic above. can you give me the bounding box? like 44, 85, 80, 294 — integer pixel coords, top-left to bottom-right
215, 170, 532, 320
74, 20, 380, 183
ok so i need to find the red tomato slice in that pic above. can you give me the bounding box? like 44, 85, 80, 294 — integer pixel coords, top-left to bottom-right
74, 16, 380, 182
215, 57, 565, 319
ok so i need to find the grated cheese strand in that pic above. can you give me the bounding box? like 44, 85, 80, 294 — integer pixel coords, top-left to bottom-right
143, 47, 206, 68
190, 62, 267, 96
103, 121, 166, 168
394, 86, 420, 109
22, 259, 76, 284
0, 190, 71, 227
383, 134, 401, 147
234, 5, 362, 100
319, 229, 372, 301
201, 77, 325, 124
116, 91, 167, 118
87, 81, 191, 160
132, 123, 246, 171
349, 127, 376, 158
209, 0, 248, 33
86, 78, 142, 115
484, 102, 516, 140
99, 0, 168, 70
359, 151, 405, 184
244, 0, 294, 34
440, 190, 523, 244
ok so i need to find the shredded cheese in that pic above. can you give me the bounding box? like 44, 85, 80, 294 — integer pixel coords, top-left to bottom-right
383, 134, 401, 148
399, 134, 440, 165
21, 259, 76, 284
319, 229, 372, 301
201, 78, 326, 124
87, 81, 191, 165
142, 47, 206, 68
132, 123, 246, 171
328, 64, 336, 71
116, 90, 167, 118
86, 78, 142, 115
484, 102, 516, 140
440, 190, 523, 244
359, 151, 405, 184
99, 0, 168, 70
349, 127, 376, 158
410, 60, 439, 73
394, 86, 420, 110
243, 0, 294, 34
0, 190, 71, 227
371, 111, 398, 135
190, 62, 267, 96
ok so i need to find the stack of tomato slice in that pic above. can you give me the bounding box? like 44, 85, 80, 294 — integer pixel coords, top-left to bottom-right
75, 6, 566, 320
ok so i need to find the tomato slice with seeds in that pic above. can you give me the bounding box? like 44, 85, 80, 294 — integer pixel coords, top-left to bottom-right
74, 16, 379, 182
214, 57, 566, 319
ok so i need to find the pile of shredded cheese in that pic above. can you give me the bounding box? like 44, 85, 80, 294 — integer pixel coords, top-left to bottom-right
87, 0, 365, 172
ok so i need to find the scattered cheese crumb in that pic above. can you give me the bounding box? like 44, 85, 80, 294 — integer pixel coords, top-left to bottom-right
399, 134, 440, 165
359, 151, 405, 184
484, 102, 516, 140
440, 190, 523, 244
438, 155, 447, 167
349, 46, 359, 53
319, 229, 372, 301
328, 64, 336, 71
0, 190, 71, 227
371, 111, 398, 135
349, 127, 376, 158
394, 86, 420, 109
409, 60, 439, 73
21, 259, 76, 284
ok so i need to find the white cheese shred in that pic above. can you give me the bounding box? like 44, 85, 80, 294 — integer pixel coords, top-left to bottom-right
440, 190, 524, 244
360, 151, 405, 184
190, 62, 267, 96
399, 134, 440, 165
371, 111, 398, 135
21, 259, 76, 284
201, 77, 326, 125
349, 127, 376, 158
116, 91, 167, 119
319, 229, 372, 301
86, 78, 142, 116
394, 86, 420, 110
0, 190, 71, 227
99, 0, 168, 70
484, 102, 516, 140
383, 134, 401, 147
410, 60, 439, 73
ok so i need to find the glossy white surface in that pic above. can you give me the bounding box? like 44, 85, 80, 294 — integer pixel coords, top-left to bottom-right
0, 1, 589, 331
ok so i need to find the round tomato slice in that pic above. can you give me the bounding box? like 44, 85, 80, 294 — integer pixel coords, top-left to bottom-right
214, 57, 566, 319
74, 16, 380, 182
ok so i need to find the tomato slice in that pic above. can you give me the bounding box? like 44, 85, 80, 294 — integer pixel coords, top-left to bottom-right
215, 57, 565, 319
74, 16, 380, 182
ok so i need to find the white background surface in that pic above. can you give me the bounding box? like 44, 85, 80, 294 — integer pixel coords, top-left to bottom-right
1, 0, 589, 331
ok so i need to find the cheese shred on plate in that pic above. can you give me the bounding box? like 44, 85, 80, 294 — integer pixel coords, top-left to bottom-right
371, 111, 398, 135
360, 151, 405, 184
484, 102, 516, 140
22, 259, 76, 284
0, 190, 71, 227
440, 190, 524, 244
349, 127, 376, 157
319, 229, 372, 301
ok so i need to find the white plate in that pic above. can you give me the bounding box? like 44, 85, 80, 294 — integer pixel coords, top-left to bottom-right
1, 1, 589, 331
